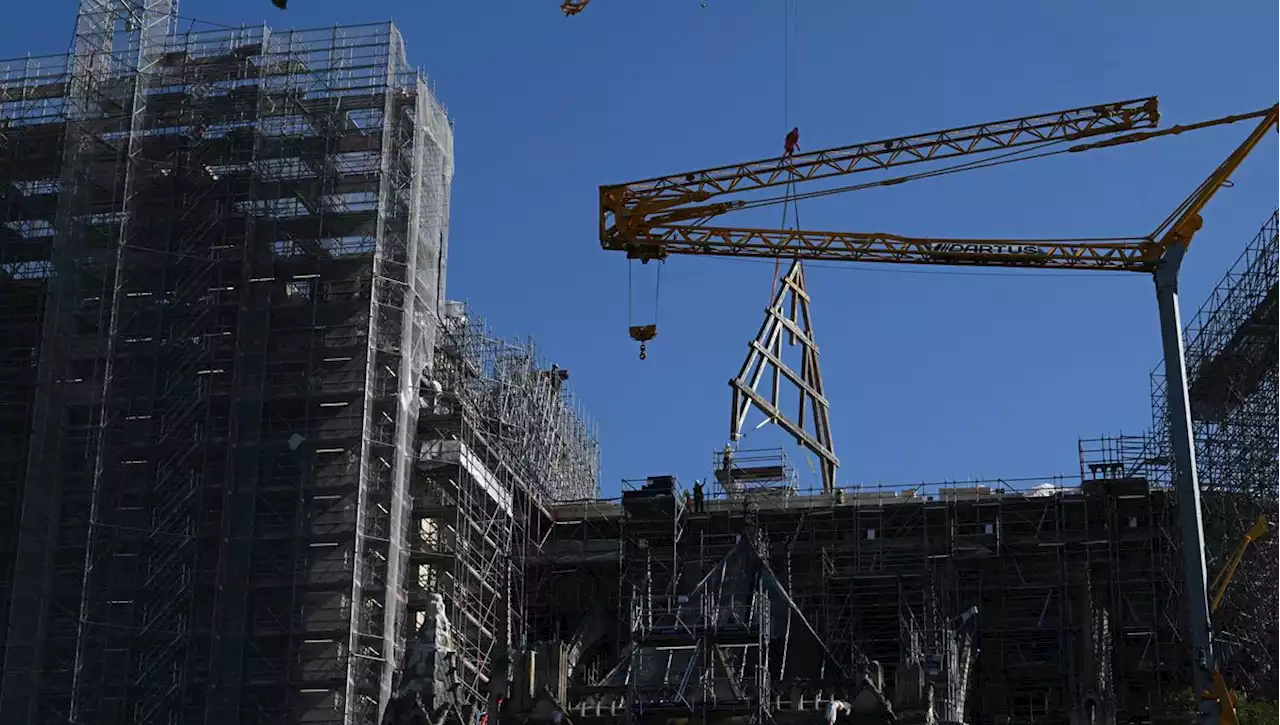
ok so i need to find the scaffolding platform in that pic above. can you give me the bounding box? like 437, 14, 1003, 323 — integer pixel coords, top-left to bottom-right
712, 447, 798, 497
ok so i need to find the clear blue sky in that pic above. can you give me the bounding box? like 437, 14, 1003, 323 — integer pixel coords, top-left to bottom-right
6, 1, 1276, 499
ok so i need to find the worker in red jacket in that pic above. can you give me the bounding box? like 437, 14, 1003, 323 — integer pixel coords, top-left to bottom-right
784, 127, 800, 157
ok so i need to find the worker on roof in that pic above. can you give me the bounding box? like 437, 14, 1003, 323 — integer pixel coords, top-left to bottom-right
784, 127, 800, 157
692, 480, 705, 514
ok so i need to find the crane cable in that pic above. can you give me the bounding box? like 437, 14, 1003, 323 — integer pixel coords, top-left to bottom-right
773, 0, 799, 302
627, 257, 663, 360
752, 0, 799, 436
741, 0, 799, 437
743, 138, 1077, 213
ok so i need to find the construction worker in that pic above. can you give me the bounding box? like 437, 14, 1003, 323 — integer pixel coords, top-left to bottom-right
824, 699, 851, 725
784, 127, 800, 157
692, 480, 705, 514
721, 444, 733, 473
684, 491, 693, 512
420, 377, 443, 414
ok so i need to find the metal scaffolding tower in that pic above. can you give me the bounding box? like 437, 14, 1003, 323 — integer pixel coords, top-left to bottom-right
0, 3, 454, 723
408, 302, 600, 720
0, 49, 69, 698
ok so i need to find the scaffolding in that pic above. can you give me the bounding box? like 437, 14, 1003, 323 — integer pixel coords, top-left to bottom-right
549, 475, 886, 725
533, 467, 1179, 725
894, 579, 977, 725
0, 4, 454, 724
1148, 209, 1279, 699
1077, 434, 1169, 483
713, 447, 799, 499
408, 302, 600, 719
625, 534, 774, 725
524, 494, 625, 690
0, 50, 69, 691
429, 302, 600, 506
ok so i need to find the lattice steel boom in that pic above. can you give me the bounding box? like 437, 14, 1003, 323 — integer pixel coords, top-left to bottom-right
599, 102, 1278, 276
618, 228, 1155, 270
602, 98, 1158, 256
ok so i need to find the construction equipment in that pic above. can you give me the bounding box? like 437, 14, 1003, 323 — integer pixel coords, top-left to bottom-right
599, 98, 1279, 725
1202, 514, 1271, 725
604, 98, 1154, 269
600, 100, 1276, 278
1210, 514, 1269, 616
605, 97, 1163, 354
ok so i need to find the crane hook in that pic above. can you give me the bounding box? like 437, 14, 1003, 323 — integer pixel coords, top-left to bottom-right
629, 324, 657, 362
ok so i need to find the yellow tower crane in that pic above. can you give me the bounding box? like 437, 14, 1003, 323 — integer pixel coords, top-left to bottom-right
598, 98, 1279, 725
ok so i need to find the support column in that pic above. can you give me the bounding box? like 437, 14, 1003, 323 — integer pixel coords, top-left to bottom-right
1153, 244, 1217, 725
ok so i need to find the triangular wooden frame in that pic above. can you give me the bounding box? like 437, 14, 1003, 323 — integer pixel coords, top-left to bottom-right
729, 259, 839, 492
